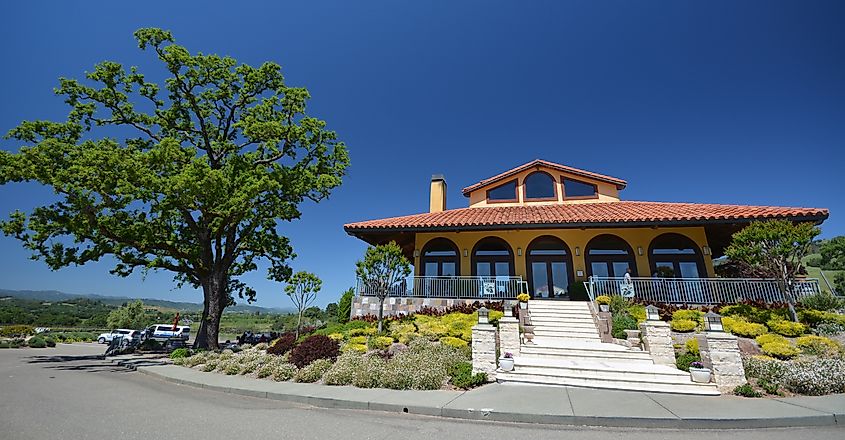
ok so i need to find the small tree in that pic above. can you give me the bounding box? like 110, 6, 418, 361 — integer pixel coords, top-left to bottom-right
106, 300, 149, 329
355, 242, 411, 332
285, 271, 322, 339
726, 220, 820, 321
336, 287, 354, 323
820, 236, 845, 271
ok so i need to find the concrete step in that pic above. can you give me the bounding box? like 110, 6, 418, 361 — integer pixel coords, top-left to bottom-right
528, 320, 597, 329
533, 329, 599, 338
496, 372, 720, 395
512, 357, 689, 381
519, 348, 653, 364
529, 314, 594, 321
528, 304, 591, 310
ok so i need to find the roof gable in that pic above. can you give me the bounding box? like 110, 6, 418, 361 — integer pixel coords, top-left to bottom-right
461, 159, 627, 197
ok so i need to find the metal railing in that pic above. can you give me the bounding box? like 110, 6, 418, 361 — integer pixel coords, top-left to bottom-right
356, 276, 525, 300
586, 276, 822, 305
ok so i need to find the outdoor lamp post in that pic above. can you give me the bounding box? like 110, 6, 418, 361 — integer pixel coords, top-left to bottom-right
704, 312, 724, 332
645, 304, 660, 321
478, 306, 489, 324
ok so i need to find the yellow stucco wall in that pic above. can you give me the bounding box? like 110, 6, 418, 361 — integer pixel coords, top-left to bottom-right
467, 166, 620, 208
413, 226, 715, 280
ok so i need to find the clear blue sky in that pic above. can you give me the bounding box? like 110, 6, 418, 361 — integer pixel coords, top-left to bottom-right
1, 1, 842, 309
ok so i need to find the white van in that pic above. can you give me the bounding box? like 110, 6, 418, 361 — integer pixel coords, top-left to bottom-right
144, 324, 191, 341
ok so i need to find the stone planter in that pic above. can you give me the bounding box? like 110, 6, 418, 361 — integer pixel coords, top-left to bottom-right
689, 367, 712, 383
519, 301, 528, 309
499, 357, 515, 371
599, 304, 610, 312
522, 325, 535, 343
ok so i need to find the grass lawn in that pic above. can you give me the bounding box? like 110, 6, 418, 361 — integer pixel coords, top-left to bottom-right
803, 253, 843, 294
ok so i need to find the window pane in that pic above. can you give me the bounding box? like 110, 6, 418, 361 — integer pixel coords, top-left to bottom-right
655, 262, 675, 277
679, 262, 700, 278
551, 262, 569, 295
612, 262, 630, 277
441, 262, 456, 276
486, 180, 517, 201
653, 248, 696, 255
424, 262, 438, 276
591, 262, 609, 277
563, 178, 596, 198
425, 250, 456, 257
494, 262, 510, 276
476, 249, 510, 256
524, 172, 555, 199
588, 249, 628, 255
531, 262, 549, 298
529, 249, 567, 256
476, 262, 491, 276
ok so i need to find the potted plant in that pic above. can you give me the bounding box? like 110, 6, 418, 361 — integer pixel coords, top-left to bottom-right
499, 352, 515, 371
517, 293, 530, 309
688, 361, 711, 383
596, 295, 611, 312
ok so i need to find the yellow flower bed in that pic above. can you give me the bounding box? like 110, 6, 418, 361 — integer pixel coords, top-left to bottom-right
761, 341, 800, 359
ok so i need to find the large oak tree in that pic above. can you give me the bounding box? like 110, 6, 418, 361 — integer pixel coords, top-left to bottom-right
0, 28, 348, 348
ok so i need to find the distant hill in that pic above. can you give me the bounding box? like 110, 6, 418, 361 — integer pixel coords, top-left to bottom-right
0, 289, 291, 314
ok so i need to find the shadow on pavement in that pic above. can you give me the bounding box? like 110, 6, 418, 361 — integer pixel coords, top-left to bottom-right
24, 353, 131, 373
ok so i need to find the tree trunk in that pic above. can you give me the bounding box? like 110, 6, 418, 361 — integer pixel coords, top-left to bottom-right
377, 296, 385, 333
296, 309, 302, 340
195, 273, 227, 349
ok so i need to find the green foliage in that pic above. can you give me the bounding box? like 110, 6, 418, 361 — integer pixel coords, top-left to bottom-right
629, 305, 646, 323
819, 236, 845, 271
0, 341, 10, 349
799, 291, 845, 312
726, 318, 768, 338
744, 355, 845, 395
0, 28, 349, 349
761, 341, 800, 359
138, 339, 161, 351
169, 348, 190, 359
0, 325, 34, 337
733, 384, 763, 398
448, 362, 487, 389
288, 335, 340, 368
672, 309, 703, 323
337, 288, 353, 323
795, 335, 840, 357
369, 336, 394, 350
439, 336, 468, 349
670, 319, 697, 333
685, 338, 699, 356
348, 336, 368, 345
767, 319, 807, 337
271, 363, 298, 382
106, 300, 150, 330
27, 336, 47, 348
267, 333, 296, 356
756, 333, 788, 346
612, 314, 638, 338
294, 358, 333, 383
0, 297, 112, 327
355, 242, 412, 331
285, 271, 322, 338
568, 282, 589, 301
676, 352, 700, 372
595, 295, 611, 305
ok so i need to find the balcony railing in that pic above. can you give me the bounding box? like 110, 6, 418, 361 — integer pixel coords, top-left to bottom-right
586, 276, 822, 305
356, 276, 526, 300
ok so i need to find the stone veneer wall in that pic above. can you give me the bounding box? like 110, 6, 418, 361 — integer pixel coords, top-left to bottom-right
351, 296, 496, 318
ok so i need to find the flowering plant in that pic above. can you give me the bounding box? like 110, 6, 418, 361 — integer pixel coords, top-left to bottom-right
503, 352, 513, 359
516, 293, 530, 302
690, 361, 705, 369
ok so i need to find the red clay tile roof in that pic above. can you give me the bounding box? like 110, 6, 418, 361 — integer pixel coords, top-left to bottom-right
461, 159, 628, 196
344, 201, 828, 232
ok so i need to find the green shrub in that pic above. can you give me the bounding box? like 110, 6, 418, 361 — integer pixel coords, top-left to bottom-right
169, 348, 191, 359
0, 341, 10, 349
294, 358, 333, 383
795, 335, 840, 357
323, 352, 364, 385
758, 378, 781, 395
612, 314, 638, 338
767, 319, 807, 337
0, 325, 35, 337
670, 319, 697, 333
369, 336, 394, 350
288, 335, 340, 368
761, 342, 800, 359
685, 338, 699, 356
734, 383, 762, 398
721, 304, 790, 324
744, 355, 845, 395
672, 309, 702, 323
348, 327, 377, 337
271, 362, 298, 381
202, 360, 219, 372
729, 319, 767, 338
798, 309, 845, 328
755, 333, 787, 346
44, 337, 56, 347
348, 336, 368, 345
799, 291, 845, 312
448, 362, 487, 389
341, 343, 367, 353
388, 321, 418, 345
138, 339, 161, 351
629, 305, 646, 323
27, 336, 47, 348
675, 352, 700, 372
222, 361, 241, 375
439, 336, 468, 349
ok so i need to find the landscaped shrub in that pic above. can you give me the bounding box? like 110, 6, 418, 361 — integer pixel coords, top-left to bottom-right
670, 319, 697, 333
728, 319, 767, 338
44, 337, 56, 347
202, 359, 220, 372
27, 336, 47, 348
0, 325, 35, 337
733, 383, 762, 398
672, 309, 703, 323
744, 355, 845, 395
327, 333, 344, 341
369, 336, 394, 350
795, 335, 840, 357
294, 358, 333, 383
223, 360, 241, 375
271, 362, 298, 381
629, 305, 647, 323
323, 352, 365, 385
685, 338, 699, 356
761, 342, 800, 360
755, 333, 787, 346
288, 335, 340, 368
352, 355, 387, 388
414, 315, 450, 340
169, 348, 190, 359
254, 342, 269, 351
676, 352, 700, 372
139, 339, 161, 351
348, 336, 368, 345
721, 303, 790, 324
448, 362, 487, 389
348, 327, 378, 337
799, 291, 845, 312
767, 319, 807, 337
388, 321, 418, 345
612, 314, 638, 338
798, 309, 845, 328
341, 343, 367, 353
0, 341, 10, 349
267, 333, 297, 356
815, 322, 845, 336
439, 336, 468, 349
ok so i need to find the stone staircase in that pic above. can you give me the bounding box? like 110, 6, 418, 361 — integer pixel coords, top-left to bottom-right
496, 300, 719, 395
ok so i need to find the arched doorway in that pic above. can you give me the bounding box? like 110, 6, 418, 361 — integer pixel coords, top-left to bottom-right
471, 237, 514, 277
585, 234, 637, 278
526, 236, 573, 299
420, 238, 460, 276
649, 233, 706, 278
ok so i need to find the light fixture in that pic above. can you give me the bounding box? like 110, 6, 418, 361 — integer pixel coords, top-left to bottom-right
704, 312, 723, 332
413, 249, 420, 258
517, 247, 522, 256
702, 246, 712, 256
575, 246, 581, 256
463, 249, 468, 257
645, 304, 660, 321
637, 246, 644, 256
477, 306, 489, 324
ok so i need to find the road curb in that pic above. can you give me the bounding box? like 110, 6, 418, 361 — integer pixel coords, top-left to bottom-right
135, 366, 842, 429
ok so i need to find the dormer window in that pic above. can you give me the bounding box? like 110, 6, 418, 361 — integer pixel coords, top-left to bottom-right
523, 171, 556, 200
486, 179, 517, 202
563, 177, 597, 199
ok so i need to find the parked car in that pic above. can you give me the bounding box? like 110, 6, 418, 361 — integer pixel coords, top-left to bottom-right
97, 329, 140, 344
143, 324, 191, 342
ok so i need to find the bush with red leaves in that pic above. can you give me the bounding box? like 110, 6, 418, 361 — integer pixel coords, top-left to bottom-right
287, 335, 340, 368
267, 332, 296, 356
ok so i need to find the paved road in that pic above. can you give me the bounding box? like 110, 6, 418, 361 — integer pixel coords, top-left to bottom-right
0, 344, 842, 440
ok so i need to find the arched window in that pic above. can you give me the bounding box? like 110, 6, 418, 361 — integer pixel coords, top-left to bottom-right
420, 238, 460, 276
471, 237, 514, 277
649, 233, 705, 278
526, 236, 573, 299
523, 171, 556, 200
586, 234, 637, 278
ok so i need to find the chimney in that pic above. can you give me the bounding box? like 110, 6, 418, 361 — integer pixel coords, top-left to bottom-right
429, 174, 446, 213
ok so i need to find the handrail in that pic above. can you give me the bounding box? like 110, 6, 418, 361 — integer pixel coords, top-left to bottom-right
356, 275, 524, 300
